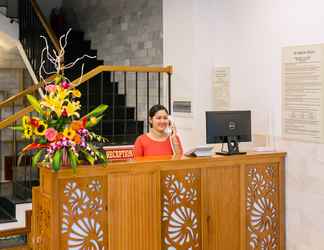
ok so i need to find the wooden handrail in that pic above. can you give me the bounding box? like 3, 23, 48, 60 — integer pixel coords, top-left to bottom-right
72, 65, 173, 87
30, 0, 60, 52
0, 65, 173, 129
0, 210, 32, 237
0, 106, 34, 129
0, 75, 55, 109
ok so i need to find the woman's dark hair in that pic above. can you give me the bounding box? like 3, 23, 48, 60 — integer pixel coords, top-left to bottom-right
148, 104, 169, 127
149, 104, 169, 118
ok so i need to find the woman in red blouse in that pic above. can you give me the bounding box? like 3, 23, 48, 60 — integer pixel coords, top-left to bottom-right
134, 104, 183, 157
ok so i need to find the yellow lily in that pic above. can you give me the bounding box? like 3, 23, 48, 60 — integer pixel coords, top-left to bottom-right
57, 86, 70, 101
41, 96, 63, 118
65, 101, 81, 118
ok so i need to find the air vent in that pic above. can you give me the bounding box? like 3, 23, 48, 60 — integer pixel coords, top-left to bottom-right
173, 101, 191, 113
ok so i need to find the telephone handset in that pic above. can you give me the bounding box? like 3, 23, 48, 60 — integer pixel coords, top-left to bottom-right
164, 116, 174, 136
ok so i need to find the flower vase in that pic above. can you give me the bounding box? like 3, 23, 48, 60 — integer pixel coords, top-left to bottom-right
62, 149, 70, 166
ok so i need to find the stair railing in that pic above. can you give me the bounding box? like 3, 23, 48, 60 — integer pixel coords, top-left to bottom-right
0, 65, 173, 143
19, 0, 61, 77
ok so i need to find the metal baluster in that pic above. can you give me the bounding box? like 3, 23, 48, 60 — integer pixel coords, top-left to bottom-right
11, 103, 18, 199
124, 72, 127, 143
135, 72, 138, 121
86, 80, 90, 113
100, 73, 104, 136
112, 72, 116, 143
147, 72, 150, 132
158, 72, 161, 105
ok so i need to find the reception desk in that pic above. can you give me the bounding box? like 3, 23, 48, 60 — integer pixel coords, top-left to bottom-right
31, 152, 286, 250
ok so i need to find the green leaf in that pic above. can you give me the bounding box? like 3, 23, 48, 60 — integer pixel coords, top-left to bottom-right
55, 75, 62, 84
32, 149, 44, 168
81, 150, 95, 165
26, 94, 43, 115
10, 126, 24, 131
68, 149, 78, 173
52, 149, 62, 172
88, 144, 107, 163
85, 115, 104, 128
38, 137, 47, 144
97, 151, 108, 162
83, 104, 108, 119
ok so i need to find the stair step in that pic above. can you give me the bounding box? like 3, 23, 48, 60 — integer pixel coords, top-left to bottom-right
0, 207, 16, 223
0, 240, 28, 249
87, 93, 126, 106
105, 106, 135, 120
104, 134, 140, 145
0, 197, 16, 222
68, 30, 85, 41
100, 120, 144, 136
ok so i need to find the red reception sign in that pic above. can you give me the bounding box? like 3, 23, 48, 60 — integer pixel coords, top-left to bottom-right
103, 145, 135, 161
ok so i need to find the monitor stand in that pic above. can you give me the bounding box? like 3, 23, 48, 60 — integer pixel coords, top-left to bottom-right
216, 136, 246, 155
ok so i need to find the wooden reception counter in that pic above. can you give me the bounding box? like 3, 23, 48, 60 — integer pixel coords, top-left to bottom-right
31, 152, 286, 250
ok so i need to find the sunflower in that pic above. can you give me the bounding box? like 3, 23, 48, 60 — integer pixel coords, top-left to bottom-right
63, 127, 76, 140
34, 121, 48, 136
23, 124, 33, 139
22, 116, 30, 127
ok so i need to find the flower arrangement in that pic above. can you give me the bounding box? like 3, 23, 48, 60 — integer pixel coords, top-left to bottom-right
13, 30, 108, 172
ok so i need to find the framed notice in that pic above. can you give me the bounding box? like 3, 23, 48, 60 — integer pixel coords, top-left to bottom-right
282, 44, 324, 143
213, 67, 230, 110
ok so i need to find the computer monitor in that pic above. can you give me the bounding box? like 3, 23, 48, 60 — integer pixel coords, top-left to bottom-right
206, 111, 251, 155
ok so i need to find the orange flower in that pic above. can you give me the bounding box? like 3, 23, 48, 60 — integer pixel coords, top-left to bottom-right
71, 120, 83, 131
73, 134, 81, 144
56, 133, 64, 141
22, 143, 48, 153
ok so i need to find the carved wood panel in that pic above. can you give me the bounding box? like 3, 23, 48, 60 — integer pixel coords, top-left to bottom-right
246, 164, 280, 250
33, 191, 51, 250
161, 169, 202, 250
59, 177, 107, 249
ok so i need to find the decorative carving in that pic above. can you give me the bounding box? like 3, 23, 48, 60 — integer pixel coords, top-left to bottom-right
68, 217, 104, 249
60, 178, 106, 249
36, 194, 51, 248
246, 165, 279, 250
69, 188, 90, 215
161, 170, 201, 250
88, 180, 102, 192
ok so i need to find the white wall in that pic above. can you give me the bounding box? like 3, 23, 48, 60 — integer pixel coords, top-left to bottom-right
164, 0, 324, 249
0, 14, 18, 40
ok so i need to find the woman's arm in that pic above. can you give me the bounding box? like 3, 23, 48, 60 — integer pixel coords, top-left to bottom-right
134, 135, 144, 157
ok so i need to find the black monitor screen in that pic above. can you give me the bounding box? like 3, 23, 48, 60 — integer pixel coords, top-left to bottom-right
206, 111, 251, 144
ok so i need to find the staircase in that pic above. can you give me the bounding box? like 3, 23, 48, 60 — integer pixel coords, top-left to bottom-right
63, 30, 144, 144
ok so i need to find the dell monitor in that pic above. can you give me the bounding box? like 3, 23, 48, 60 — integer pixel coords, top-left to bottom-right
206, 111, 251, 155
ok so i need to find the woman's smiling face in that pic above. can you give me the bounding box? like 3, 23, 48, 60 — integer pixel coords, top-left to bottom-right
150, 110, 169, 133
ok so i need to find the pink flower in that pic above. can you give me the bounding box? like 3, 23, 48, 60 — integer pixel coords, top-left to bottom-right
45, 84, 56, 93
61, 81, 70, 89
45, 128, 58, 142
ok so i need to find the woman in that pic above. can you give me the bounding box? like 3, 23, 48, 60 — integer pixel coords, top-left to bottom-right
134, 104, 183, 157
